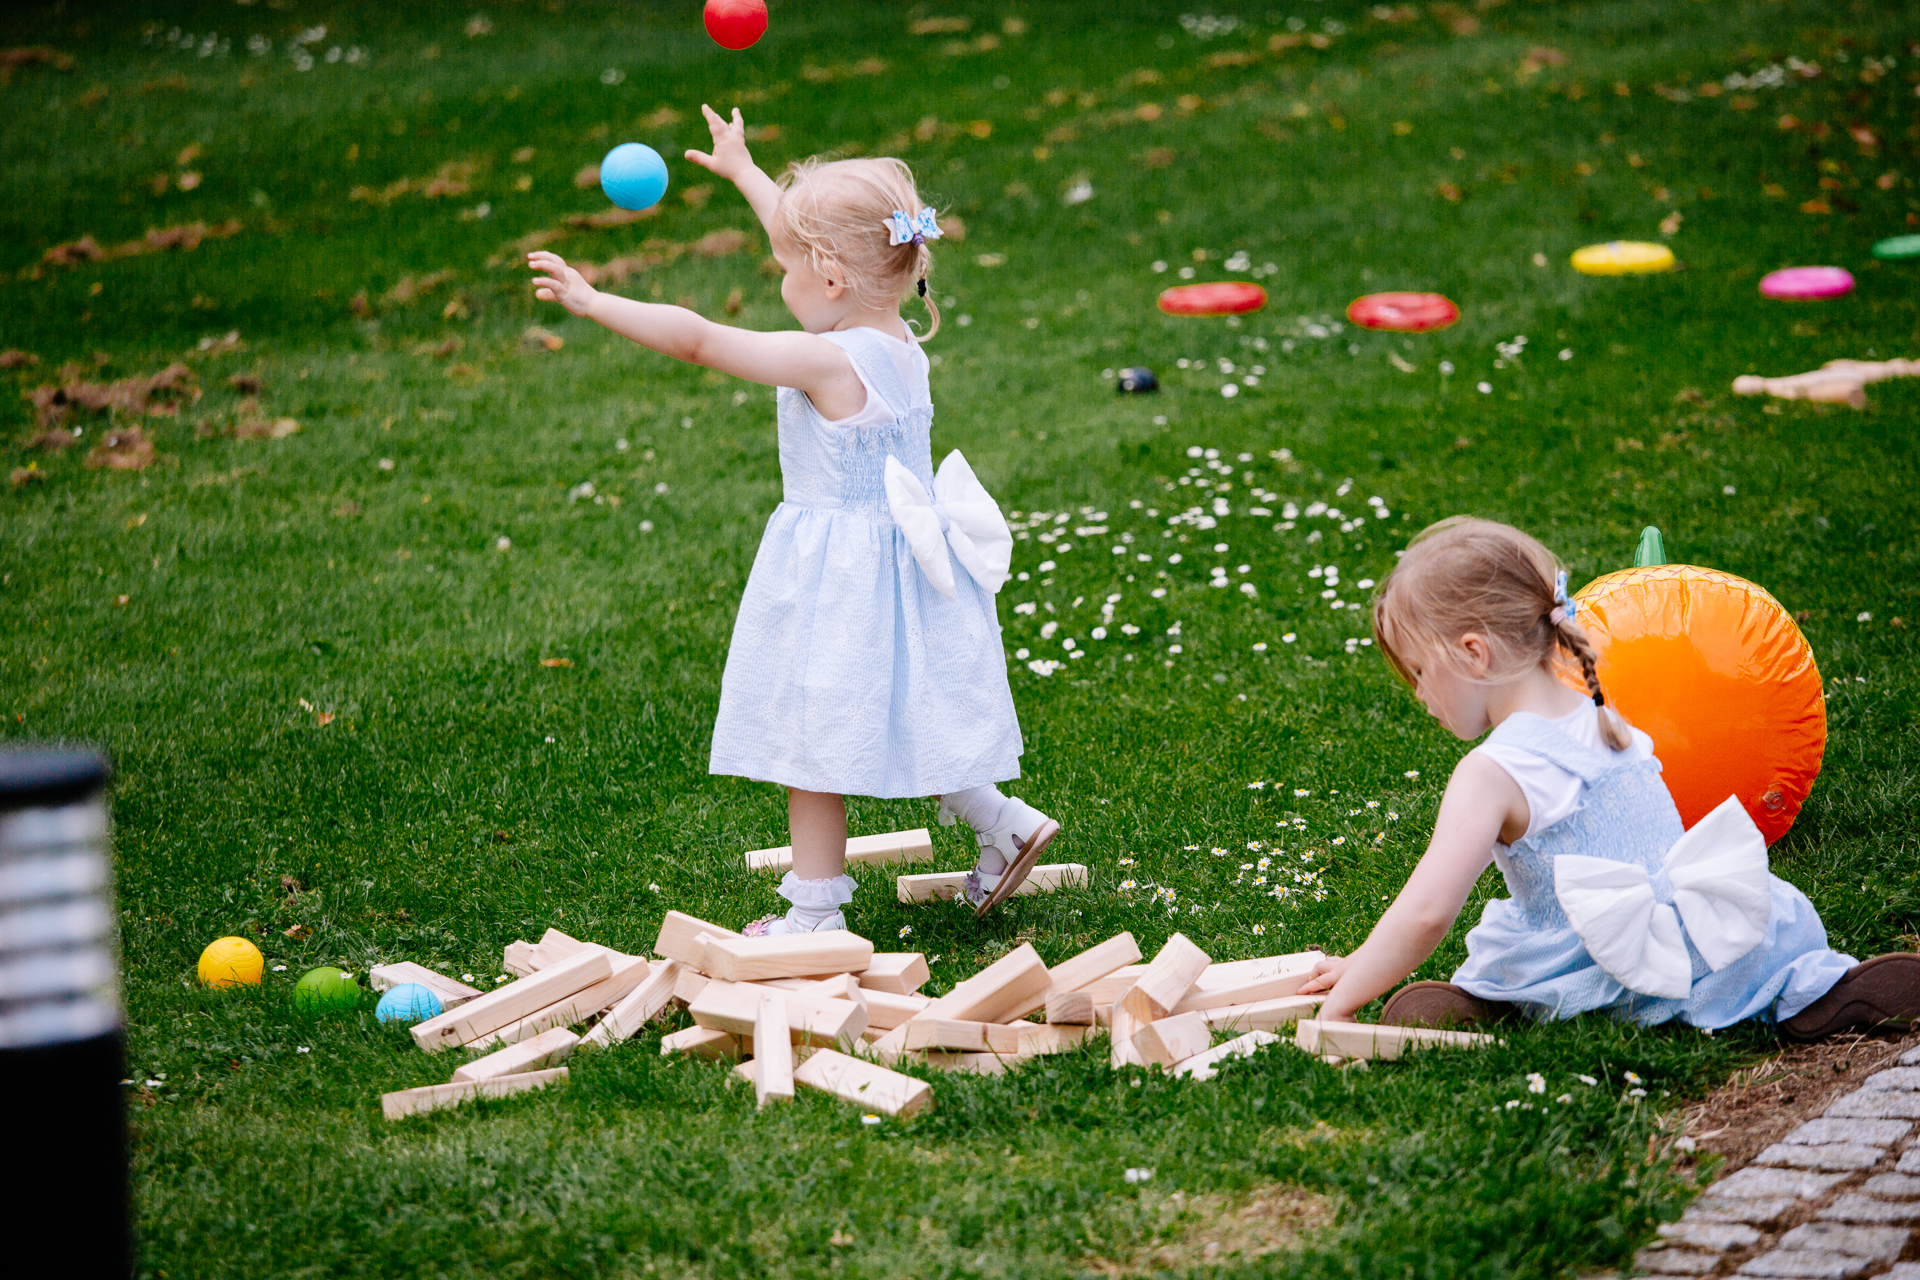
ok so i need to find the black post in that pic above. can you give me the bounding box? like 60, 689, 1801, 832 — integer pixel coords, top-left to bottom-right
0, 749, 128, 1277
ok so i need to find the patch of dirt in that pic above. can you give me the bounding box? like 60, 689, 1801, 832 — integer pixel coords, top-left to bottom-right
85, 425, 162, 471
1087, 1184, 1337, 1276
1675, 1029, 1920, 1170
36, 220, 240, 274
27, 361, 199, 431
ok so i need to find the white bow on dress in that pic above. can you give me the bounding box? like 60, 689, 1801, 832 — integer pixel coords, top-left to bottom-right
1552, 795, 1773, 1000
883, 451, 1013, 600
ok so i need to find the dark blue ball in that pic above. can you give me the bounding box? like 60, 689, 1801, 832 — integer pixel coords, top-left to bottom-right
1118, 367, 1159, 394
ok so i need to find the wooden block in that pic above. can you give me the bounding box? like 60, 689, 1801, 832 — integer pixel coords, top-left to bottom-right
661, 1025, 739, 1060
654, 910, 743, 967
746, 827, 934, 874
854, 988, 927, 1032
1172, 963, 1318, 1015
858, 952, 930, 995
897, 862, 1087, 904
1109, 1003, 1145, 1069
1046, 990, 1095, 1025
702, 932, 876, 983
582, 960, 683, 1047
381, 1066, 568, 1121
793, 1048, 932, 1117
952, 1051, 1026, 1075
791, 972, 865, 1003
1193, 952, 1324, 985
529, 927, 592, 970
1293, 1019, 1496, 1062
453, 1026, 579, 1083
368, 962, 484, 1009
1048, 934, 1143, 999
1077, 965, 1150, 1006
1019, 1023, 1096, 1055
1202, 995, 1323, 1034
689, 981, 868, 1048
1117, 933, 1212, 1023
900, 1019, 1025, 1055
411, 949, 612, 1054
502, 941, 536, 977
1175, 1030, 1281, 1081
672, 965, 710, 1006
867, 943, 1051, 1061
467, 952, 655, 1050
755, 993, 794, 1107
1133, 1011, 1212, 1068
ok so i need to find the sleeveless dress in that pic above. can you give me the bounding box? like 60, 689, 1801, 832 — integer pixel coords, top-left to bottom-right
708, 327, 1024, 799
1449, 713, 1853, 1029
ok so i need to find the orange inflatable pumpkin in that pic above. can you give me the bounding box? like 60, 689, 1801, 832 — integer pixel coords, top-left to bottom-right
1571, 563, 1825, 845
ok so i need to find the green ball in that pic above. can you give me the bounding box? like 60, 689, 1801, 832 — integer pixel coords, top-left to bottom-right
293, 966, 362, 1013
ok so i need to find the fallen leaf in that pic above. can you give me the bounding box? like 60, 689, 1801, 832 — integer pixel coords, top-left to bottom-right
573, 163, 601, 188
227, 373, 262, 395
284, 924, 312, 940
540, 657, 573, 667
10, 465, 45, 486
521, 326, 564, 351
0, 350, 39, 368
316, 711, 335, 726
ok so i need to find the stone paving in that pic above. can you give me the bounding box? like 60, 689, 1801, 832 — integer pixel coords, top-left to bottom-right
1636, 1046, 1920, 1277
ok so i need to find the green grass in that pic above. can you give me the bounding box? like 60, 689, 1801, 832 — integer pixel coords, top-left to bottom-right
4, 0, 1918, 1275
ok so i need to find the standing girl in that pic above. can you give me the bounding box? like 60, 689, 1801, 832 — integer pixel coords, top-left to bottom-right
1298, 517, 1919, 1040
528, 106, 1059, 933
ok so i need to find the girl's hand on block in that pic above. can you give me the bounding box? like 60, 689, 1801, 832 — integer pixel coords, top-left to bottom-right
685, 105, 753, 184
528, 251, 596, 317
1296, 952, 1349, 997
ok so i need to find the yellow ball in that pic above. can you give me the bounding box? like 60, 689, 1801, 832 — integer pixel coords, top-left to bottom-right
198, 936, 264, 988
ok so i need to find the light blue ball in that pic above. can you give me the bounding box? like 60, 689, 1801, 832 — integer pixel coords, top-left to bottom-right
375, 983, 443, 1024
600, 143, 669, 212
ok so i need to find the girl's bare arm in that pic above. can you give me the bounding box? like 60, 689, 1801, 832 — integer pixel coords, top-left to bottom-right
1296, 753, 1522, 1020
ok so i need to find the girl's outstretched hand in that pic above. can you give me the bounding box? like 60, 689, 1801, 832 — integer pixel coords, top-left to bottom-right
684, 104, 753, 183
527, 251, 596, 317
1296, 952, 1349, 998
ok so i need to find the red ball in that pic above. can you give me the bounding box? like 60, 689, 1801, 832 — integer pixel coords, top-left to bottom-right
703, 0, 767, 50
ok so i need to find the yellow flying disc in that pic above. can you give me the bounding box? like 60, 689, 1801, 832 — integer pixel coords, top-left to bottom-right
1571, 241, 1676, 275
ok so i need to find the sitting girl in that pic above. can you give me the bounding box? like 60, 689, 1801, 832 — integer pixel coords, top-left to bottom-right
1299, 517, 1919, 1040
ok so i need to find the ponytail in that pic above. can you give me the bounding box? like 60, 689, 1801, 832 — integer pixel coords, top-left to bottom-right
911, 241, 940, 340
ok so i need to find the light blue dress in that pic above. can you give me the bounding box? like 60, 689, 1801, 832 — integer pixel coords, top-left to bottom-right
708, 327, 1024, 798
1450, 714, 1853, 1029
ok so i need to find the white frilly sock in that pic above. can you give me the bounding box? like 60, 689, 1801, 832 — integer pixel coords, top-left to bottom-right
775, 871, 858, 931
938, 784, 1012, 875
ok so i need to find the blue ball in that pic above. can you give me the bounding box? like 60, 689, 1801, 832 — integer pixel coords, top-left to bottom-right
600, 143, 669, 212
375, 983, 444, 1024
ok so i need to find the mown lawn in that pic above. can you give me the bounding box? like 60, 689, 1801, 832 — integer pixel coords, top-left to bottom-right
3, 1, 1917, 1275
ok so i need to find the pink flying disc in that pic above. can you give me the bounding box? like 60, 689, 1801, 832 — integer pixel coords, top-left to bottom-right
1346, 292, 1460, 332
1759, 266, 1854, 300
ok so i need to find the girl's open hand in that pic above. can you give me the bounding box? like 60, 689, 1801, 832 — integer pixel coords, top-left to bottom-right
528, 251, 596, 317
684, 104, 753, 183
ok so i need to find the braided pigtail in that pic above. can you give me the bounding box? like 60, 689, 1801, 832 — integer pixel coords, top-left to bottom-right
913, 237, 940, 340
1552, 614, 1634, 752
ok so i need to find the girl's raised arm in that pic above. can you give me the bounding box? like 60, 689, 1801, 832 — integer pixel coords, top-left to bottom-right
1297, 754, 1523, 1021
527, 250, 863, 408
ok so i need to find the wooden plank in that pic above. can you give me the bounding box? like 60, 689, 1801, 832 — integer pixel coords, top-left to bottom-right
1293, 1019, 1496, 1062
702, 932, 876, 983
1202, 995, 1322, 1034
792, 1048, 933, 1117
868, 941, 1051, 1060
660, 1025, 739, 1060
381, 1066, 568, 1121
755, 992, 794, 1108
1001, 932, 1145, 1023
1117, 933, 1212, 1023
1045, 990, 1095, 1025
502, 941, 536, 977
852, 988, 927, 1032
1193, 952, 1325, 986
1109, 1003, 1145, 1069
452, 1027, 579, 1083
1175, 1030, 1282, 1081
411, 949, 611, 1054
760, 973, 865, 1003
897, 862, 1087, 904
465, 952, 654, 1050
1133, 1011, 1212, 1068
581, 960, 683, 1047
368, 962, 483, 1009
673, 965, 709, 1006
688, 980, 868, 1048
1019, 1023, 1096, 1055
1171, 963, 1318, 1015
900, 1019, 1025, 1055
1077, 965, 1150, 1006
529, 927, 592, 970
654, 910, 743, 967
746, 827, 934, 874
858, 952, 930, 995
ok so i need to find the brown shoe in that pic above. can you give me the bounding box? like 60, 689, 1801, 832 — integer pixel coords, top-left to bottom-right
1381, 981, 1511, 1030
1779, 953, 1920, 1042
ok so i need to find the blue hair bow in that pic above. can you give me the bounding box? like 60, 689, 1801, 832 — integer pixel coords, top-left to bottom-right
1552, 569, 1578, 621
885, 207, 943, 247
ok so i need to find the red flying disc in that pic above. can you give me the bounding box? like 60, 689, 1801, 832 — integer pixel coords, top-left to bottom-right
703, 0, 768, 50
1346, 292, 1460, 332
1158, 282, 1268, 316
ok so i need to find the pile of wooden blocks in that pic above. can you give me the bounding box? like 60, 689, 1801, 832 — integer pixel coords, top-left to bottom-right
371, 901, 1494, 1120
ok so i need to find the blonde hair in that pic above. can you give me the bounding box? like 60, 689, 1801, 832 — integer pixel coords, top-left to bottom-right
771, 156, 940, 339
1372, 516, 1633, 751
